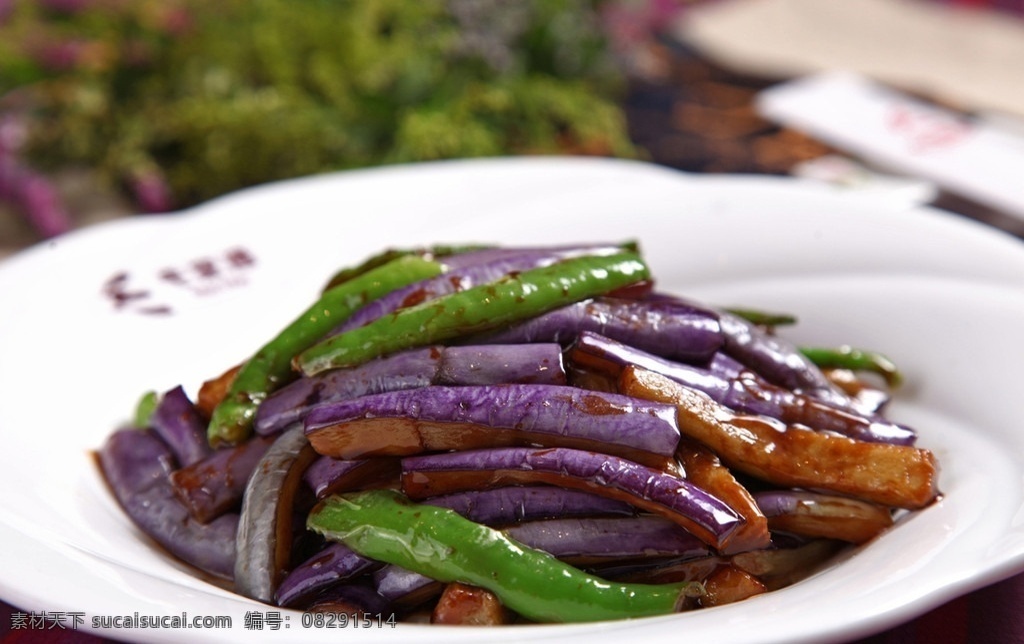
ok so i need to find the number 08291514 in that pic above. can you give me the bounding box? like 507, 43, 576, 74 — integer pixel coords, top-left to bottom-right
300, 611, 397, 629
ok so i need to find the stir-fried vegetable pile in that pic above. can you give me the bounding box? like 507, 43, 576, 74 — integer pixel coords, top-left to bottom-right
97, 241, 940, 624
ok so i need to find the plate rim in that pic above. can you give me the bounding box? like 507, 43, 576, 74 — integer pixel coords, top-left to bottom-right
1, 157, 1023, 644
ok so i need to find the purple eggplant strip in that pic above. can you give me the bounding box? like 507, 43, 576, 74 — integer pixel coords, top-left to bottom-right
303, 456, 398, 499
569, 330, 732, 401
332, 244, 631, 334
569, 331, 915, 445
255, 343, 566, 436
827, 370, 892, 415
717, 309, 825, 391
373, 565, 441, 606
255, 348, 438, 436
234, 425, 319, 603
755, 490, 830, 517
423, 486, 636, 525
434, 344, 566, 387
275, 543, 381, 608
752, 489, 894, 544
645, 293, 852, 408
504, 516, 709, 562
729, 372, 915, 445
465, 296, 723, 363
717, 310, 852, 406
304, 457, 369, 498
401, 447, 743, 551
304, 384, 682, 461
169, 435, 275, 524
149, 386, 212, 467
97, 428, 237, 579
708, 352, 745, 380
304, 583, 395, 616
587, 554, 724, 585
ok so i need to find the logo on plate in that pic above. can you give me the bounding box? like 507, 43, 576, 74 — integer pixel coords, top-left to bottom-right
101, 247, 256, 316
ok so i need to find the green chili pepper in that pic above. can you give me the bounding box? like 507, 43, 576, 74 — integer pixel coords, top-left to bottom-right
308, 490, 703, 623
207, 255, 444, 447
296, 251, 650, 376
133, 390, 159, 428
800, 345, 903, 388
725, 307, 797, 328
322, 244, 491, 291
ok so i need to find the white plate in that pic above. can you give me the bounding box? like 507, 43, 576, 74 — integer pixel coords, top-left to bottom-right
1, 157, 1023, 644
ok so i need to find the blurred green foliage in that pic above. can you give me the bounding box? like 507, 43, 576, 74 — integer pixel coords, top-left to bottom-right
0, 0, 637, 208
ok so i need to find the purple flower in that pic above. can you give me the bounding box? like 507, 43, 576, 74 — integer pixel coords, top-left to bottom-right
34, 40, 90, 71
0, 158, 73, 238
18, 172, 72, 237
0, 116, 28, 156
130, 169, 174, 213
159, 7, 193, 36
